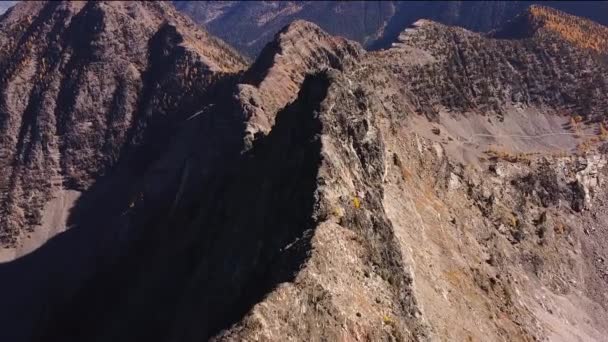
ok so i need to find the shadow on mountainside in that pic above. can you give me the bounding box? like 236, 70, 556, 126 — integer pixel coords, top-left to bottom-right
33, 73, 329, 342
0, 24, 237, 342
0, 168, 139, 342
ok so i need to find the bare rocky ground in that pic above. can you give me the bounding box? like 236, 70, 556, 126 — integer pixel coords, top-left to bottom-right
1, 2, 608, 342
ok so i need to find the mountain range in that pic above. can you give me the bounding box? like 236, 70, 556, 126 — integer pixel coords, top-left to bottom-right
174, 0, 608, 57
1, 1, 608, 341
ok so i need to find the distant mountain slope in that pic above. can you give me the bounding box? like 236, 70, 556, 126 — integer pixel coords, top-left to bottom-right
173, 1, 608, 57
0, 1, 17, 15
493, 5, 608, 54
173, 1, 395, 58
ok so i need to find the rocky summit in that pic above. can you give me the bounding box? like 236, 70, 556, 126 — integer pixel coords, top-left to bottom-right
2, 1, 608, 342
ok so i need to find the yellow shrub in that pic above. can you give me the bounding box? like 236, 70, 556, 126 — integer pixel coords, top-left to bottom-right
353, 197, 361, 209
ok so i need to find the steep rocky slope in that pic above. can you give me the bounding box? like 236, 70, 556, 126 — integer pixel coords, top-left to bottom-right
31, 6, 608, 342
0, 0, 245, 251
0, 1, 246, 341
174, 0, 608, 57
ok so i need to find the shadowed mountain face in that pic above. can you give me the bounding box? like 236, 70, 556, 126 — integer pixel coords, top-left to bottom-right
0, 1, 246, 341
173, 0, 608, 57
3, 1, 608, 342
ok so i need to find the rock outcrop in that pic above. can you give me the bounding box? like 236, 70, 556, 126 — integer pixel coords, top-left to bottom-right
238, 20, 363, 142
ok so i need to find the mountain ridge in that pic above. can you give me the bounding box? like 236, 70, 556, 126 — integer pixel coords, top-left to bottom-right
174, 0, 608, 57
2, 2, 608, 342
492, 4, 608, 55
38, 7, 608, 341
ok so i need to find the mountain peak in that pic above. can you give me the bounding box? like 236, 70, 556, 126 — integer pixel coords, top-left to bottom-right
281, 19, 323, 33
0, 0, 246, 247
239, 20, 362, 136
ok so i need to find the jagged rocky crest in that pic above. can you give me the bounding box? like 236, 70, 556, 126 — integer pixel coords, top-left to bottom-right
2, 2, 608, 342
392, 17, 608, 120
238, 20, 363, 142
